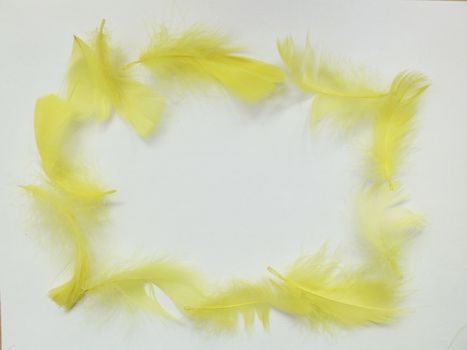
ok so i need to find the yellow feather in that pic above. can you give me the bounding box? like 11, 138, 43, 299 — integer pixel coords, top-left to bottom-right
138, 27, 284, 102
267, 247, 402, 329
34, 94, 114, 199
34, 94, 74, 179
22, 185, 90, 310
278, 37, 387, 128
28, 95, 115, 309
358, 185, 424, 277
371, 72, 428, 187
67, 20, 165, 137
85, 260, 206, 318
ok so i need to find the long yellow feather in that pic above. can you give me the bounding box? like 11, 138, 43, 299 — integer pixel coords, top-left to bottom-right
267, 248, 401, 329
138, 27, 284, 102
85, 260, 206, 318
370, 72, 428, 187
277, 37, 387, 128
67, 20, 165, 137
22, 185, 90, 310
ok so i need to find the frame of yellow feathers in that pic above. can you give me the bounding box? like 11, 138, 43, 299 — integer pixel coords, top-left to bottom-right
23, 20, 428, 333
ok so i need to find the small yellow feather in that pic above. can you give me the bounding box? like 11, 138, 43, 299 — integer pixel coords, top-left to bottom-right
370, 72, 428, 187
67, 20, 165, 137
358, 185, 424, 277
22, 185, 90, 310
34, 94, 114, 199
138, 27, 284, 102
85, 260, 206, 318
278, 37, 387, 129
267, 247, 402, 329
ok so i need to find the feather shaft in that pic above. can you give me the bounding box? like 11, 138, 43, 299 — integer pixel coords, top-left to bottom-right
267, 266, 397, 313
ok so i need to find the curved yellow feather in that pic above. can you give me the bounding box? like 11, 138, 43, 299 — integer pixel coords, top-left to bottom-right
67, 20, 165, 137
85, 260, 206, 318
371, 72, 428, 187
34, 94, 114, 199
34, 94, 74, 179
278, 37, 387, 128
138, 27, 284, 102
22, 185, 90, 310
358, 185, 424, 277
267, 247, 403, 329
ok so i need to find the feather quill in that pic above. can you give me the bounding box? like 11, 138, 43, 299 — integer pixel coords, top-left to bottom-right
185, 280, 274, 332
67, 20, 165, 137
370, 72, 428, 187
138, 27, 284, 102
277, 37, 387, 128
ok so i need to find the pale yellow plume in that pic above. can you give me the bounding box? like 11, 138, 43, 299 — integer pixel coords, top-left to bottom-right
138, 27, 284, 102
358, 185, 424, 277
85, 260, 206, 318
22, 185, 90, 310
370, 72, 428, 187
267, 247, 402, 329
34, 94, 114, 199
277, 36, 387, 129
67, 20, 165, 137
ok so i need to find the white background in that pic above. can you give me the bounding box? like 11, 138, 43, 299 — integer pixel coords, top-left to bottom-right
1, 1, 467, 349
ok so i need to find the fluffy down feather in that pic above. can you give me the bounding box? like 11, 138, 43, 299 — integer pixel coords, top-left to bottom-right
34, 94, 113, 199
370, 72, 428, 187
67, 20, 165, 137
85, 260, 206, 318
138, 27, 284, 102
277, 37, 387, 128
267, 247, 402, 329
22, 184, 90, 310
357, 184, 424, 277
